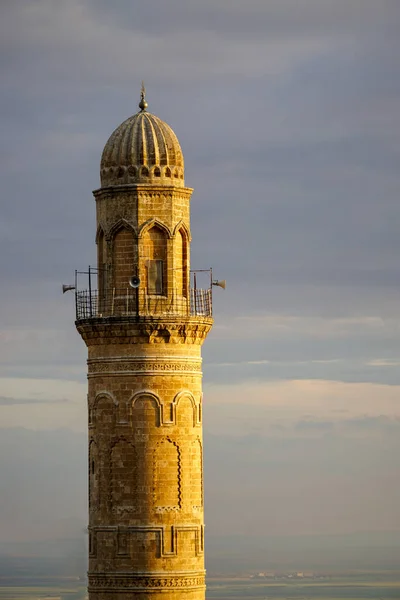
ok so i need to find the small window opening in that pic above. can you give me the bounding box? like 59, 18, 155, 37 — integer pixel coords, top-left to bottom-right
147, 259, 164, 295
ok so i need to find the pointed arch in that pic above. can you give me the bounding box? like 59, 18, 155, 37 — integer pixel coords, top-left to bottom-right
172, 220, 191, 241
111, 222, 136, 291
96, 226, 106, 298
173, 223, 189, 298
138, 219, 172, 239
108, 218, 137, 240
95, 224, 106, 244
140, 222, 169, 296
153, 166, 161, 177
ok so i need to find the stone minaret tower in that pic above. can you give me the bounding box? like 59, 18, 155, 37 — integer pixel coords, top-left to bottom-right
75, 90, 213, 599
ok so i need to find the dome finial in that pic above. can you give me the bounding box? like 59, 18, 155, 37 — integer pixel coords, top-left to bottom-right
139, 81, 148, 111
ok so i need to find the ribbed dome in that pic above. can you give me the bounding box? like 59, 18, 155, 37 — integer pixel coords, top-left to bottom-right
100, 100, 185, 188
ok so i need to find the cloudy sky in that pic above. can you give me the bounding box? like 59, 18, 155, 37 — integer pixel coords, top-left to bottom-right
1, 0, 400, 544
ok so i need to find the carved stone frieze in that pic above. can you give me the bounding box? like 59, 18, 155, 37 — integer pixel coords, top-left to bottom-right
88, 359, 201, 375
88, 573, 205, 590
76, 318, 213, 347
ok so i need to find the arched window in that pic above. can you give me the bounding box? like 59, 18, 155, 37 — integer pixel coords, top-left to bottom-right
97, 229, 106, 298
180, 228, 188, 297
154, 166, 161, 177
113, 228, 134, 291
141, 166, 149, 177
143, 225, 167, 295
165, 167, 171, 177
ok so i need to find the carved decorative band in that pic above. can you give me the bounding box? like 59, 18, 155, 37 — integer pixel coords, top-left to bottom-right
88, 573, 205, 590
88, 360, 202, 375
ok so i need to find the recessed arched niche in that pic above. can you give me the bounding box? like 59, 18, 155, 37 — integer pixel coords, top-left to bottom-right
110, 438, 137, 513
89, 439, 99, 509
153, 438, 181, 510
175, 228, 188, 298
131, 394, 161, 428
142, 225, 168, 296
92, 393, 117, 428
175, 394, 196, 427
190, 439, 203, 510
111, 226, 135, 292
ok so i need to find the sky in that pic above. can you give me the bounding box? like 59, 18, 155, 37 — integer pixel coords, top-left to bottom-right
1, 0, 400, 543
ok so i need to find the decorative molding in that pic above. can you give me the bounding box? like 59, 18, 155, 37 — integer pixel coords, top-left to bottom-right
93, 184, 194, 200
88, 358, 201, 376
88, 573, 205, 591
77, 319, 213, 347
89, 524, 204, 557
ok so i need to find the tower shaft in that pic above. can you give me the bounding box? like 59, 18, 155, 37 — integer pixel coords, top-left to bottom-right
78, 319, 211, 599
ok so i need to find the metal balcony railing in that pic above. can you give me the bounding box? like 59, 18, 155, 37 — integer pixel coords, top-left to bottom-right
75, 288, 212, 320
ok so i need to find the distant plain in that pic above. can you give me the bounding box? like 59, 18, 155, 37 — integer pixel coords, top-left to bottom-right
1, 574, 400, 600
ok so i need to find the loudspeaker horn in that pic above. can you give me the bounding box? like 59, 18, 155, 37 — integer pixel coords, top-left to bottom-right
212, 279, 226, 290
129, 275, 141, 289
62, 284, 76, 294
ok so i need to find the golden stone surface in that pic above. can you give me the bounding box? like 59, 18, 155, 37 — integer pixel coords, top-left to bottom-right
76, 100, 212, 599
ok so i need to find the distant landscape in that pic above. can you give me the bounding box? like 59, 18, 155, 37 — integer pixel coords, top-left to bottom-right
1, 532, 400, 599
0, 570, 400, 600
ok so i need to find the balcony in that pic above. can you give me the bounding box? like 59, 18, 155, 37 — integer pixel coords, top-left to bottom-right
75, 287, 212, 321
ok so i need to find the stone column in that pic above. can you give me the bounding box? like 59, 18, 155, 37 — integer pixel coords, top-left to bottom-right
77, 318, 212, 600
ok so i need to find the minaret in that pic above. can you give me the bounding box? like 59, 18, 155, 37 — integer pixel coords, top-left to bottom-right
75, 89, 213, 599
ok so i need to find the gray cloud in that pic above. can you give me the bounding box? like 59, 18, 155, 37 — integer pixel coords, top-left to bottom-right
0, 0, 400, 385
0, 396, 69, 406
1, 0, 400, 554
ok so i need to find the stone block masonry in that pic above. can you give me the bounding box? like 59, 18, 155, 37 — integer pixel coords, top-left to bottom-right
75, 94, 213, 599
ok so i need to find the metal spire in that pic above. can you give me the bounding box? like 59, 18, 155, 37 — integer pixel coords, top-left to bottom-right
139, 81, 148, 111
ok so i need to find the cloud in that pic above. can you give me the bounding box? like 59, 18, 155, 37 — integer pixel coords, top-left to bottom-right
367, 358, 400, 367
0, 396, 69, 406
0, 378, 87, 431
203, 379, 400, 437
